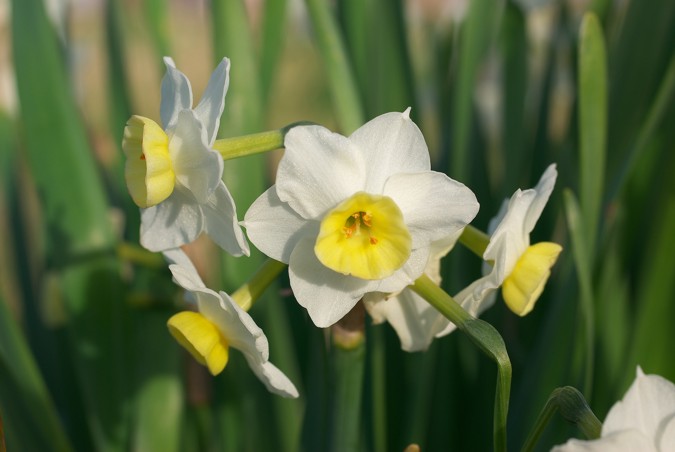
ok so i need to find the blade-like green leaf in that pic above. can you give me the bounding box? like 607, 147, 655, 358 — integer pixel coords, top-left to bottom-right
12, 0, 131, 450
0, 294, 73, 452
304, 0, 364, 133
563, 189, 595, 396
578, 12, 607, 255
260, 0, 289, 105
449, 0, 501, 181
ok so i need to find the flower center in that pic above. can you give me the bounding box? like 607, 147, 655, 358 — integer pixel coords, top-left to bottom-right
122, 115, 175, 208
502, 242, 562, 316
315, 192, 412, 280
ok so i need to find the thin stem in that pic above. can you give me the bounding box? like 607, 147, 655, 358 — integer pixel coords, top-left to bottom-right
330, 303, 366, 452
521, 386, 601, 452
458, 225, 491, 257
117, 242, 165, 269
230, 259, 287, 311
411, 274, 511, 452
212, 122, 317, 161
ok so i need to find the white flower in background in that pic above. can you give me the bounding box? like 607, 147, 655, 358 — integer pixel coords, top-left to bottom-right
552, 367, 675, 451
163, 249, 298, 398
244, 109, 479, 328
450, 164, 562, 324
364, 231, 462, 352
122, 57, 249, 256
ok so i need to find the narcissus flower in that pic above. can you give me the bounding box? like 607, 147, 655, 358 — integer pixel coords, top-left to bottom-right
163, 249, 298, 398
243, 109, 479, 327
456, 164, 562, 320
553, 367, 675, 451
122, 57, 248, 256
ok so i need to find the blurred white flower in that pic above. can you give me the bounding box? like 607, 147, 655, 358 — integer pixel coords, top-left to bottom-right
244, 109, 478, 328
163, 249, 298, 399
122, 57, 248, 256
552, 367, 675, 451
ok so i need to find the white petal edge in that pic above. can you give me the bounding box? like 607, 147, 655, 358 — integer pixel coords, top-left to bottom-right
169, 109, 224, 204
243, 186, 318, 263
203, 183, 250, 257
244, 357, 300, 398
349, 109, 431, 194
194, 57, 230, 146
277, 125, 365, 220
288, 237, 377, 328
140, 189, 204, 252
551, 430, 656, 452
603, 366, 675, 440
160, 57, 193, 131
383, 171, 479, 248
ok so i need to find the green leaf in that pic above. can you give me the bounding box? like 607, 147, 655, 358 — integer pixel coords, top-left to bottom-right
0, 295, 73, 452
563, 189, 595, 396
578, 12, 607, 255
450, 0, 500, 181
12, 0, 131, 450
260, 0, 289, 105
304, 0, 364, 133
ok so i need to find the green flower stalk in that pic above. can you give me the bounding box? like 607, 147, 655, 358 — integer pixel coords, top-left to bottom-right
411, 274, 512, 452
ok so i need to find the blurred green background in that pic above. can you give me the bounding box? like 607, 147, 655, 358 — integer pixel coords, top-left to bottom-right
1, 0, 674, 450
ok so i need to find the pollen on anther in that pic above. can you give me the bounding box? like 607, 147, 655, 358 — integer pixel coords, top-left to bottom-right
370, 237, 378, 245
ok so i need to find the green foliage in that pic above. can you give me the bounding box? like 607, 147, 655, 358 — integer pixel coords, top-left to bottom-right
2, 0, 674, 450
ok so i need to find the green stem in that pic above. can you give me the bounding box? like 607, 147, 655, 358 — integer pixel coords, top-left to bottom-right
117, 242, 165, 269
458, 225, 490, 257
230, 259, 287, 311
212, 122, 317, 161
521, 386, 601, 452
411, 274, 511, 452
329, 303, 366, 452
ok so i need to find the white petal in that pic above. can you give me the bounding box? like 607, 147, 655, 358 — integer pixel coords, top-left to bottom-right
244, 357, 299, 398
160, 57, 193, 131
365, 289, 450, 352
165, 249, 205, 289
243, 186, 318, 263
203, 183, 250, 256
194, 57, 230, 146
288, 237, 376, 328
349, 110, 430, 193
199, 291, 269, 362
375, 246, 430, 294
162, 248, 199, 276
483, 164, 558, 281
603, 368, 675, 440
551, 430, 656, 452
524, 163, 557, 233
383, 171, 479, 248
140, 189, 204, 252
169, 110, 224, 204
277, 125, 365, 219
657, 413, 675, 451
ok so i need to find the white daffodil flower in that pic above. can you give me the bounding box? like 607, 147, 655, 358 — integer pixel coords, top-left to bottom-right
122, 57, 249, 256
243, 109, 479, 328
444, 164, 561, 327
163, 249, 298, 398
363, 231, 462, 352
553, 367, 675, 451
